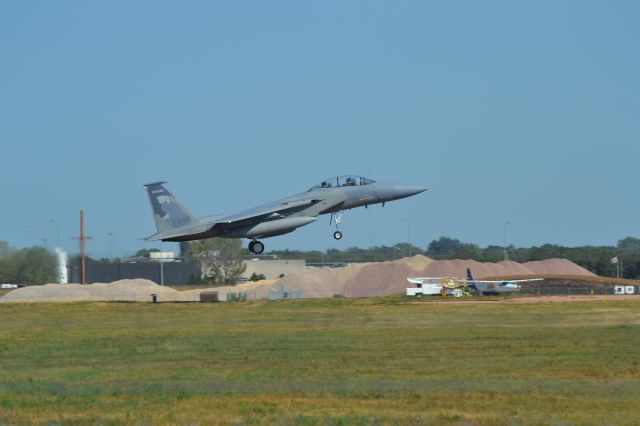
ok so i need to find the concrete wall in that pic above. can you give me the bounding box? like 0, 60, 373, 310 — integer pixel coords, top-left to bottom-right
242, 259, 306, 279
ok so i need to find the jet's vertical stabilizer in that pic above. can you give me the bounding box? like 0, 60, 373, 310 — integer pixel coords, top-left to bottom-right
466, 268, 479, 291
144, 182, 201, 234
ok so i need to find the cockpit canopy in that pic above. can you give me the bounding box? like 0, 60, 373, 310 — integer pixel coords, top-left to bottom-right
309, 175, 376, 191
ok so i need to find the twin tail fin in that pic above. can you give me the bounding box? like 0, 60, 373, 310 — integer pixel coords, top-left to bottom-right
144, 181, 201, 234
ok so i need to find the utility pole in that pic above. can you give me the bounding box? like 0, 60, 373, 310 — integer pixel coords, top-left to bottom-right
72, 210, 92, 285
41, 233, 48, 250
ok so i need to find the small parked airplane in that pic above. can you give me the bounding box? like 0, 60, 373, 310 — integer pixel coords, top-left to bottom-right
465, 268, 544, 295
144, 175, 427, 254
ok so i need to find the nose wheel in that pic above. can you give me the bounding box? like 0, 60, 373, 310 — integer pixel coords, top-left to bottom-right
248, 240, 264, 254
330, 211, 344, 240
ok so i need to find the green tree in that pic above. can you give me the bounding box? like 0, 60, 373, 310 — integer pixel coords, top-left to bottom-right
617, 237, 640, 253
0, 245, 57, 285
615, 237, 640, 278
451, 243, 482, 260
249, 272, 266, 282
187, 238, 246, 284
134, 248, 161, 258
0, 240, 9, 258
426, 237, 463, 259
481, 245, 506, 262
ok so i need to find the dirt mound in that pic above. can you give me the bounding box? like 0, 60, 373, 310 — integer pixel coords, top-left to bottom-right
523, 258, 595, 276
345, 261, 416, 298
0, 279, 193, 303
414, 258, 595, 280
280, 262, 371, 298
0, 256, 597, 303
279, 256, 432, 299
0, 279, 284, 303
396, 254, 433, 270
417, 259, 535, 279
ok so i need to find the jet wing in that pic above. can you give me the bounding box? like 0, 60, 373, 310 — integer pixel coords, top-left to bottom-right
144, 221, 215, 241
210, 198, 321, 224
144, 198, 326, 241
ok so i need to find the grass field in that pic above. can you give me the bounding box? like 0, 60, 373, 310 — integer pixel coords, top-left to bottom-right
1, 298, 639, 425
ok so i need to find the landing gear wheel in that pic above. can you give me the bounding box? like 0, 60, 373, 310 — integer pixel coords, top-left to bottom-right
333, 231, 343, 240
251, 240, 265, 254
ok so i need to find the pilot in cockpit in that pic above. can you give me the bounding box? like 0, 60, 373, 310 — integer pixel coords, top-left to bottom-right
321, 181, 332, 188
345, 177, 356, 186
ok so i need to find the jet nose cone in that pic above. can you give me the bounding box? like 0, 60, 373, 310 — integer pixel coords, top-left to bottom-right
398, 185, 428, 198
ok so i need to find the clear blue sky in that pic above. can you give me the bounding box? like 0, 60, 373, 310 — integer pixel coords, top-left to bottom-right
1, 1, 638, 258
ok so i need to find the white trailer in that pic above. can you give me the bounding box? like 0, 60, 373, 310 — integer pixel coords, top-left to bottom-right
1, 283, 18, 289
406, 277, 463, 298
614, 285, 636, 295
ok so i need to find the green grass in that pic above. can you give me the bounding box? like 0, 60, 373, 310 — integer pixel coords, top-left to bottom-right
1, 298, 639, 425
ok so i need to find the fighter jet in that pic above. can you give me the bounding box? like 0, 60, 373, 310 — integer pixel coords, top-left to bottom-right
465, 268, 543, 295
143, 176, 427, 254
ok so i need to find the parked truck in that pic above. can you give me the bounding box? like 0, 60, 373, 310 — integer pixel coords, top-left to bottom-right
405, 277, 464, 298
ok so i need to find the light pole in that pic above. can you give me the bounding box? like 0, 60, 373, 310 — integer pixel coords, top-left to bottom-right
503, 221, 511, 261
401, 218, 412, 256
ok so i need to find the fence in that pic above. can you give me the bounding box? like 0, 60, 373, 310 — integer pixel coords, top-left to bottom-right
268, 280, 304, 300
70, 261, 201, 285
519, 286, 638, 296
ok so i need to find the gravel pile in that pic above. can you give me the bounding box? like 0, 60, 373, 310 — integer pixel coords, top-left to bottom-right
0, 279, 191, 303
522, 259, 595, 275
0, 255, 595, 303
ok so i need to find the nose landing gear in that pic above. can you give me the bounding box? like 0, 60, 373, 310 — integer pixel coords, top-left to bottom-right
331, 212, 344, 240
248, 240, 264, 254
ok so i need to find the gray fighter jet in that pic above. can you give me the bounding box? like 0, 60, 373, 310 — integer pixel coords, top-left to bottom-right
144, 176, 427, 254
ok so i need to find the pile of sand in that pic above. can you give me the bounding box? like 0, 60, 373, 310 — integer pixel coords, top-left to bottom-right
0, 255, 597, 303
415, 258, 594, 280
344, 261, 416, 298
0, 279, 193, 303
523, 259, 594, 276
396, 254, 433, 270
280, 262, 371, 298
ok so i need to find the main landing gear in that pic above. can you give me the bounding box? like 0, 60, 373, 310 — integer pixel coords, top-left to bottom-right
248, 240, 264, 254
331, 212, 344, 240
